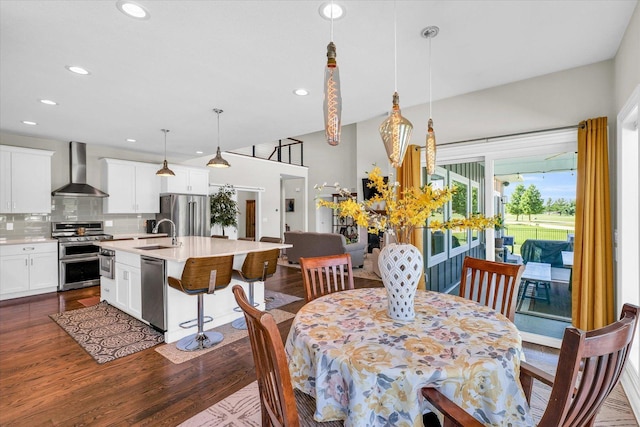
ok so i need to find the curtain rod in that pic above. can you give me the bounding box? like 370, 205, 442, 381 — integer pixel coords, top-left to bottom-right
434, 124, 580, 147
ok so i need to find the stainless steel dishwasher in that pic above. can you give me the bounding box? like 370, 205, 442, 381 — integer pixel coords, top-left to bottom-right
141, 256, 166, 331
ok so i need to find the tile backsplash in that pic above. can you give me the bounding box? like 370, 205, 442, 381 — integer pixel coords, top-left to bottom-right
0, 196, 154, 239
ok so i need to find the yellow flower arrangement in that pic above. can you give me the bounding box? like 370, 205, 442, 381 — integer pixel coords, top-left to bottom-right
316, 166, 495, 244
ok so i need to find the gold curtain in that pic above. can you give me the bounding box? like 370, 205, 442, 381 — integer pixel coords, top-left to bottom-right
396, 145, 426, 290
573, 117, 614, 330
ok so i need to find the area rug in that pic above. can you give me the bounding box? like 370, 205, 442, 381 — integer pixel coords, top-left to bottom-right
179, 381, 338, 427
265, 289, 303, 310
277, 255, 381, 282
50, 301, 164, 364
155, 308, 295, 364
180, 376, 635, 427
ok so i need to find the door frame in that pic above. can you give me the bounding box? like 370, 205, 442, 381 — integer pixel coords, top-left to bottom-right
435, 129, 577, 348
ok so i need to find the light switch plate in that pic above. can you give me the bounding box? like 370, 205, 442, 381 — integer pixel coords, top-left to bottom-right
105, 220, 113, 227
6, 223, 13, 230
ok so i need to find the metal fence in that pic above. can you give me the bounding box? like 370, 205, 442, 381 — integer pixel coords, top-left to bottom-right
504, 225, 573, 254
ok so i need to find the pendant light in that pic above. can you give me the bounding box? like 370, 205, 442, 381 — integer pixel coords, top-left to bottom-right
156, 129, 175, 176
422, 26, 439, 176
323, 1, 342, 146
207, 108, 230, 168
379, 1, 413, 168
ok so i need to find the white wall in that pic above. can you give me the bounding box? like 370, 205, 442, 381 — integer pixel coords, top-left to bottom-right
615, 3, 640, 113
283, 178, 305, 232
291, 124, 358, 233
614, 3, 640, 418
357, 61, 615, 155
183, 152, 308, 239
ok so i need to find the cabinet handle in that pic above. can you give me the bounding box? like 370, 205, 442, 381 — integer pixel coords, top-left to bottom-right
124, 271, 129, 280
23, 247, 35, 251
25, 259, 28, 266
31, 258, 33, 266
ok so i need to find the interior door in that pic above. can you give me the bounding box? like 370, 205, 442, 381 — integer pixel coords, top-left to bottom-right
246, 200, 256, 239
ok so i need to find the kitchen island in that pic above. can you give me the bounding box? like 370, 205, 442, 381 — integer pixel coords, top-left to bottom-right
97, 236, 290, 343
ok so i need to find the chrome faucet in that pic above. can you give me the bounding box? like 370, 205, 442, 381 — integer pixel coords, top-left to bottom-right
153, 219, 177, 246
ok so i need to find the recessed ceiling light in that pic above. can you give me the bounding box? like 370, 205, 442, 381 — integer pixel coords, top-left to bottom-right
196, 150, 203, 154
294, 88, 309, 96
126, 138, 136, 143
21, 120, 37, 126
39, 99, 58, 105
66, 65, 90, 75
319, 2, 345, 20
116, 0, 150, 20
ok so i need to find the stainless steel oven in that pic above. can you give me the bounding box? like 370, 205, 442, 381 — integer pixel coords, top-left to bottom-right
98, 248, 115, 279
52, 222, 112, 291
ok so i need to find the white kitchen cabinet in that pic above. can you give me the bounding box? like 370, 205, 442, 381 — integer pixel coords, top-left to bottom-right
161, 165, 209, 195
114, 251, 142, 318
100, 276, 115, 303
102, 158, 160, 213
0, 242, 58, 300
0, 145, 54, 214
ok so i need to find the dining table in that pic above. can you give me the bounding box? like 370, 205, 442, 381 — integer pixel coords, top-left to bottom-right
285, 287, 534, 427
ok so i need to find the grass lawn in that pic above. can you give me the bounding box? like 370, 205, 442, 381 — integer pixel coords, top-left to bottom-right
502, 214, 575, 254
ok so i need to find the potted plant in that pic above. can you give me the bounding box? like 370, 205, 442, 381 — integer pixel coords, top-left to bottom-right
210, 184, 240, 237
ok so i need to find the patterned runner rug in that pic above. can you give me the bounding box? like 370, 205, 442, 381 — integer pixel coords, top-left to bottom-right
50, 301, 164, 364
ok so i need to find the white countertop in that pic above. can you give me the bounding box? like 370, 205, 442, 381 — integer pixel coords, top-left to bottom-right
0, 237, 57, 245
97, 236, 291, 262
109, 233, 168, 240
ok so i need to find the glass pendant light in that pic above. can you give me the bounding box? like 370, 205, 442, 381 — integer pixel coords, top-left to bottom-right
156, 129, 175, 176
207, 108, 230, 168
323, 2, 342, 146
422, 26, 439, 176
379, 1, 413, 168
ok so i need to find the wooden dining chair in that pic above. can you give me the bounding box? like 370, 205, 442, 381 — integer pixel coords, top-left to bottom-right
459, 256, 525, 322
300, 253, 355, 303
422, 303, 640, 427
232, 285, 343, 427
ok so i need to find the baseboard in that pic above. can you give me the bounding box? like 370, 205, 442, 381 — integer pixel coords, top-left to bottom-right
621, 366, 640, 424
520, 331, 562, 349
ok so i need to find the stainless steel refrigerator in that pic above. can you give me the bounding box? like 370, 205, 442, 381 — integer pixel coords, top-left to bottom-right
156, 194, 210, 237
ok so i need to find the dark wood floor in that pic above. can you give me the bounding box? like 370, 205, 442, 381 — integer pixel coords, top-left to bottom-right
0, 265, 384, 426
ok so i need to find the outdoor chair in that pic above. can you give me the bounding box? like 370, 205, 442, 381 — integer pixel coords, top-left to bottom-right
300, 253, 355, 303
421, 303, 640, 427
459, 256, 525, 322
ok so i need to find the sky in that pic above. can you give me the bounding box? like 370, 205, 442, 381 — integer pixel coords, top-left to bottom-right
502, 171, 577, 202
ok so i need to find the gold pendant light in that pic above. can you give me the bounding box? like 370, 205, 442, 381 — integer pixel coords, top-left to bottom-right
207, 108, 230, 168
156, 129, 175, 177
323, 2, 342, 146
422, 26, 439, 176
379, 1, 413, 168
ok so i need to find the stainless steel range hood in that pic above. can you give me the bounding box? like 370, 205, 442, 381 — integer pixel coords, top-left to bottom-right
52, 141, 109, 197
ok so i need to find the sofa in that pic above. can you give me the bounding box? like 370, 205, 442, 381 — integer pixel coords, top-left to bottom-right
284, 231, 366, 267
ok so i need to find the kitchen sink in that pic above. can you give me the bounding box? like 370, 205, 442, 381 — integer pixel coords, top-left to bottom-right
135, 245, 177, 251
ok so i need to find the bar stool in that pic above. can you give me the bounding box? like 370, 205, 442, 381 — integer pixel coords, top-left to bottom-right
231, 248, 280, 330
168, 255, 234, 351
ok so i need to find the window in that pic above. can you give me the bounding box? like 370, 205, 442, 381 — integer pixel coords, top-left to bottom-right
426, 167, 448, 266
449, 171, 470, 257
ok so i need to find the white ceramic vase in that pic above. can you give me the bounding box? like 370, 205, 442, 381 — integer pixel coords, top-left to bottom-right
377, 243, 423, 321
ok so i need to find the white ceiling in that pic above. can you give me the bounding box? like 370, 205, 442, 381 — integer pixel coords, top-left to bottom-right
0, 1, 636, 161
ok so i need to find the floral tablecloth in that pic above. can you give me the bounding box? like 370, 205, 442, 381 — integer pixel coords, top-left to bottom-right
285, 287, 534, 427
